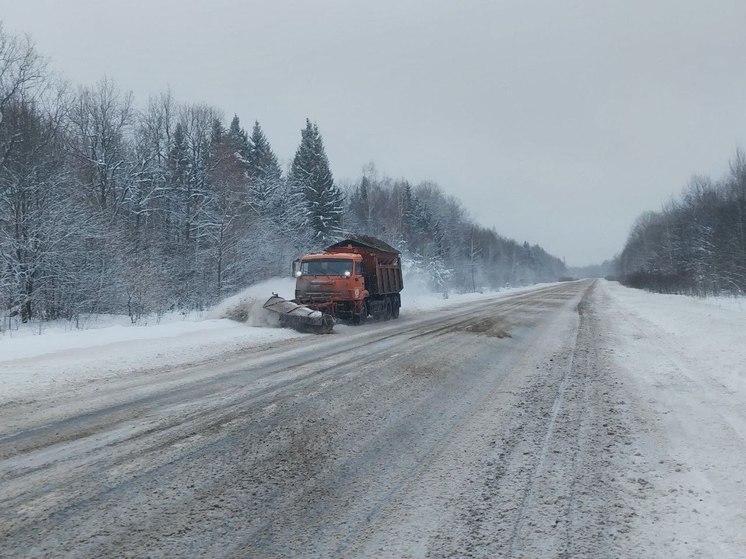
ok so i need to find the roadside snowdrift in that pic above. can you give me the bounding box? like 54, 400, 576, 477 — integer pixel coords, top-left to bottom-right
599, 281, 746, 557
0, 278, 302, 400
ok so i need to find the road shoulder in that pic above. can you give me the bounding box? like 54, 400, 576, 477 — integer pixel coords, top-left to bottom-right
596, 281, 746, 558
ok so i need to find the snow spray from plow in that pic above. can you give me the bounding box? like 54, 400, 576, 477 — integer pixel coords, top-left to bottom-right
263, 294, 335, 334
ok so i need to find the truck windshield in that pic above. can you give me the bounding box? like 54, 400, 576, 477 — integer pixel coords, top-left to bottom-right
300, 259, 353, 276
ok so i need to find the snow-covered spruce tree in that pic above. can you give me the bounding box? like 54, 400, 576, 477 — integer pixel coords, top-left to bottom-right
227, 115, 251, 163
246, 120, 282, 216
235, 120, 295, 282
347, 174, 373, 233
289, 119, 344, 243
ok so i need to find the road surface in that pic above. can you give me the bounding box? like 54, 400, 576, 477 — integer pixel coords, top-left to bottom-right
0, 281, 695, 557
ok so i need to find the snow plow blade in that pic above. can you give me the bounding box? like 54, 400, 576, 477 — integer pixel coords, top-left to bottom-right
263, 294, 335, 334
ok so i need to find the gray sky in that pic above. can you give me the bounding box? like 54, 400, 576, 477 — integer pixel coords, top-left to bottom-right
3, 0, 746, 265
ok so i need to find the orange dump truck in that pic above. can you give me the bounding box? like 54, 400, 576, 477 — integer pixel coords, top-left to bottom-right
294, 236, 403, 324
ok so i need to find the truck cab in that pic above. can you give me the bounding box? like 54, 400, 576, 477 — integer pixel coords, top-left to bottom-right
295, 253, 369, 322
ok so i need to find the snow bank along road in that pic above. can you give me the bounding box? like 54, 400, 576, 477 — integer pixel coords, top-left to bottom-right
1, 280, 743, 557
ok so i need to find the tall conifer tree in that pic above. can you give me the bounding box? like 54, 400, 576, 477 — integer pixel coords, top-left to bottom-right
289, 119, 344, 241
247, 120, 282, 214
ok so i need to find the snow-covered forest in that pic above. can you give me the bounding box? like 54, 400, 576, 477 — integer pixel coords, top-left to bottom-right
0, 25, 565, 326
618, 150, 746, 296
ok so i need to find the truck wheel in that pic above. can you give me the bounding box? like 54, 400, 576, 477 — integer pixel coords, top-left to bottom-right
319, 313, 335, 334
384, 298, 392, 321
353, 301, 367, 325
392, 299, 400, 319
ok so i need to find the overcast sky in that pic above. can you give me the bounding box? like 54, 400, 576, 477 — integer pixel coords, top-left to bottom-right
3, 0, 746, 265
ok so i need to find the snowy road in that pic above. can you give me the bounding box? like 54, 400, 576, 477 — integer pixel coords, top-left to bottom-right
1, 280, 744, 558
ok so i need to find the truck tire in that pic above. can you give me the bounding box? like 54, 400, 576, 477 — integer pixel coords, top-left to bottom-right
392, 298, 400, 319
384, 298, 392, 321
353, 301, 367, 325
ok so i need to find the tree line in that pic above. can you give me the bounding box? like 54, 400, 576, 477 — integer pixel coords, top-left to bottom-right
618, 150, 746, 296
0, 24, 565, 327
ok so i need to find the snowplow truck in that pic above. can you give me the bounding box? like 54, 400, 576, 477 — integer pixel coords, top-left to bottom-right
294, 236, 404, 324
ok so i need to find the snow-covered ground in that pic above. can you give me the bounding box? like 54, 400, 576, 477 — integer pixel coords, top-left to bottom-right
0, 278, 529, 401
3, 279, 744, 556
598, 280, 746, 556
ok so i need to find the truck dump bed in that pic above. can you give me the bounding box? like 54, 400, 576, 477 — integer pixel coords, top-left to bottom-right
325, 236, 403, 296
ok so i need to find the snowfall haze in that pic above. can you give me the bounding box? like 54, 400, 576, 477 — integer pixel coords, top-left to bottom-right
2, 0, 746, 265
